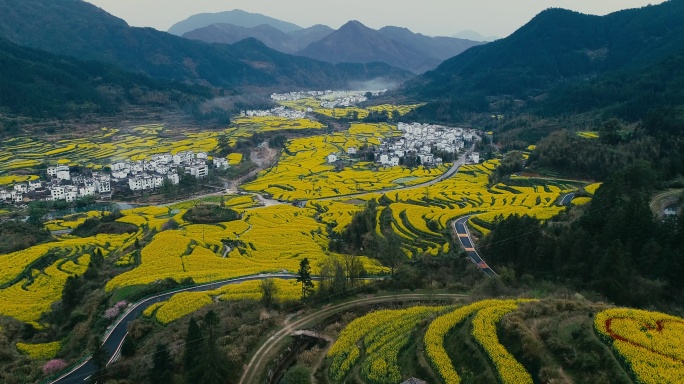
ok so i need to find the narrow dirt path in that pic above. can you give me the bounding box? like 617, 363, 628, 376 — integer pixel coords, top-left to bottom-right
239, 293, 466, 384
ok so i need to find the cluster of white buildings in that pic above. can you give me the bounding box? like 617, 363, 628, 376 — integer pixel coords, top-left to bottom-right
376, 123, 478, 167
270, 90, 333, 102
319, 89, 387, 109
320, 94, 369, 109
270, 89, 387, 109
324, 123, 480, 168
1, 167, 111, 204
0, 149, 234, 205
241, 106, 307, 119
111, 150, 227, 192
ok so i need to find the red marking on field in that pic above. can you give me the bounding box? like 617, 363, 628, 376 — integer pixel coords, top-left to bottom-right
604, 317, 684, 364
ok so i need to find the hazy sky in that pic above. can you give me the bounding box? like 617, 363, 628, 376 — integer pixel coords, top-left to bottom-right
85, 0, 665, 37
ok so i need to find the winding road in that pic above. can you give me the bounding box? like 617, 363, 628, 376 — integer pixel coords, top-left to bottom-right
50, 137, 483, 383
453, 216, 497, 277
50, 273, 298, 384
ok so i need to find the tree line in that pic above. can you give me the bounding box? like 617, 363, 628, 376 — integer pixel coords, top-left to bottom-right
480, 162, 684, 307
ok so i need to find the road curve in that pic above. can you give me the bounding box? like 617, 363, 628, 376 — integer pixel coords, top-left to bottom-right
239, 292, 467, 384
560, 193, 576, 206
453, 216, 497, 277
50, 273, 298, 384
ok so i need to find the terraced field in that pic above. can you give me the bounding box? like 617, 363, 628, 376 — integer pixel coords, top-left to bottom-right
0, 117, 324, 175
277, 97, 423, 121
595, 308, 684, 383
306, 159, 582, 258
322, 300, 684, 383
241, 123, 448, 200
0, 230, 137, 327
105, 204, 386, 293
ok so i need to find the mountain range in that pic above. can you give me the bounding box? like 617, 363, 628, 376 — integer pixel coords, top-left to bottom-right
168, 9, 304, 36
175, 12, 482, 73
183, 23, 334, 54
453, 30, 498, 42
0, 0, 411, 91
297, 21, 481, 73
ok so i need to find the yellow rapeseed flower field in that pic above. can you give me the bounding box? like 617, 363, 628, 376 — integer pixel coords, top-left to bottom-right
144, 279, 312, 324
106, 205, 386, 292
595, 308, 684, 384
0, 117, 324, 173
242, 123, 448, 200
328, 306, 446, 383
16, 341, 61, 360
425, 299, 535, 384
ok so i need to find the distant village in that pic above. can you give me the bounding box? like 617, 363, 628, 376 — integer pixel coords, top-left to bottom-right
270, 89, 387, 108
241, 106, 307, 119
326, 123, 480, 167
244, 89, 389, 120
0, 150, 230, 205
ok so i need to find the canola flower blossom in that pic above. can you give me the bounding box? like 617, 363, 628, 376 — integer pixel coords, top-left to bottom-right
424, 299, 536, 384
328, 306, 446, 383
595, 308, 684, 384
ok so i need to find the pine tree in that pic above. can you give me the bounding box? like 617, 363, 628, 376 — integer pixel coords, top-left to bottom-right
183, 317, 203, 371
297, 258, 314, 301
149, 344, 172, 384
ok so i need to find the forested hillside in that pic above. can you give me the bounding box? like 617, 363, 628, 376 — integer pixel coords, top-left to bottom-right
482, 162, 684, 307
401, 0, 684, 122
0, 0, 411, 89
0, 38, 210, 118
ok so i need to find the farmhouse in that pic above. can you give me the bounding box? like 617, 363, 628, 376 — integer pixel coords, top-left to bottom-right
185, 163, 209, 179
55, 166, 71, 181
214, 157, 230, 170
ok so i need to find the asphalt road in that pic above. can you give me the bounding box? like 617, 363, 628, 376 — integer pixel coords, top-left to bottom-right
453, 216, 497, 277
560, 193, 576, 206
50, 273, 298, 384
51, 136, 482, 383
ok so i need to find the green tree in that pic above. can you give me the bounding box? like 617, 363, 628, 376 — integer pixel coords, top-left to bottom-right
179, 172, 198, 194
121, 336, 136, 358
297, 258, 314, 301
92, 248, 104, 268
160, 178, 177, 198
259, 278, 279, 309
343, 254, 365, 287
89, 342, 109, 384
282, 364, 312, 384
378, 230, 404, 275
196, 310, 231, 384
599, 118, 622, 145
268, 134, 288, 149
61, 275, 83, 312
149, 344, 172, 384
183, 317, 203, 373
217, 134, 231, 156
